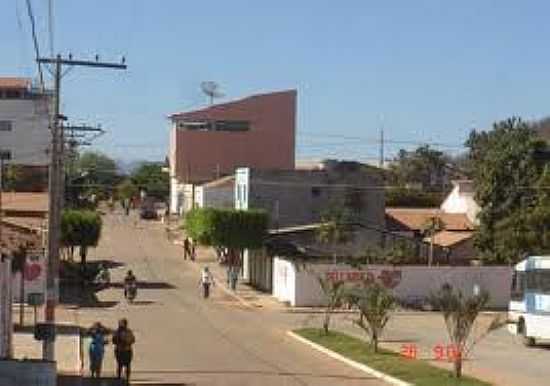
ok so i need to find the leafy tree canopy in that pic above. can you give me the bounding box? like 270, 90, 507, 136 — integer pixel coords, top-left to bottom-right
131, 163, 169, 201
466, 117, 550, 263
185, 208, 269, 251
61, 210, 102, 249
387, 145, 456, 192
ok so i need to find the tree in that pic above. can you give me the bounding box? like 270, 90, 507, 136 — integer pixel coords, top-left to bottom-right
466, 117, 548, 263
387, 145, 454, 192
131, 163, 169, 201
116, 178, 138, 201
76, 151, 119, 199
61, 210, 102, 273
421, 216, 445, 266
318, 277, 346, 335
185, 208, 269, 268
429, 284, 505, 378
3, 164, 23, 191
346, 280, 396, 352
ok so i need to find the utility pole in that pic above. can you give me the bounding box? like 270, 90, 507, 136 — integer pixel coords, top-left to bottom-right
0, 150, 11, 358
379, 126, 384, 169
37, 54, 126, 361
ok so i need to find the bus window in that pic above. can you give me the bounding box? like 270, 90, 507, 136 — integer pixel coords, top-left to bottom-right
535, 270, 550, 293
511, 271, 525, 301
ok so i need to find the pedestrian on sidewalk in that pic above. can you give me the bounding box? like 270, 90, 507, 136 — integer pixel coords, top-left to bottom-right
183, 237, 190, 260
88, 322, 108, 378
190, 239, 196, 261
112, 318, 136, 384
230, 266, 239, 291
199, 266, 215, 298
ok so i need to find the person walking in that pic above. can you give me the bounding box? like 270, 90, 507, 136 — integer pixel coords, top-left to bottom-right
88, 322, 108, 378
183, 238, 190, 260
112, 318, 136, 384
190, 239, 196, 261
199, 267, 215, 298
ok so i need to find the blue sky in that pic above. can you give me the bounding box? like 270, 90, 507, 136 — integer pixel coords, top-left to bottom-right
2, 1, 550, 163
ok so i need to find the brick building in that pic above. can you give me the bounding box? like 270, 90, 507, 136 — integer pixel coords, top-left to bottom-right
168, 90, 296, 214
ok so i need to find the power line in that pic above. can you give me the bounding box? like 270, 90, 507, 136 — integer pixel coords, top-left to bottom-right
24, 0, 44, 90
48, 0, 54, 56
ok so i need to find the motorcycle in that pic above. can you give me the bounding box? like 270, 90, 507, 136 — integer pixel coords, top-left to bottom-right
93, 267, 110, 288
125, 282, 137, 303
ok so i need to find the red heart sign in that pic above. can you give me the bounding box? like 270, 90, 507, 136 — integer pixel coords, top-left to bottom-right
24, 263, 42, 281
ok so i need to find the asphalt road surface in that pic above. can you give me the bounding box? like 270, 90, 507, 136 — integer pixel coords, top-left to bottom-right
80, 212, 385, 386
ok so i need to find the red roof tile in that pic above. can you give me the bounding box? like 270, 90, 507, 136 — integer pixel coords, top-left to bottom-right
386, 208, 474, 231
0, 77, 31, 89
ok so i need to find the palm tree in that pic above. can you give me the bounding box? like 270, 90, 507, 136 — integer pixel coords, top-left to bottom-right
318, 277, 346, 335
346, 280, 396, 352
429, 284, 505, 378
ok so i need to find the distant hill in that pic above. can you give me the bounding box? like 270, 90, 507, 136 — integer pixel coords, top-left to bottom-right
116, 159, 147, 175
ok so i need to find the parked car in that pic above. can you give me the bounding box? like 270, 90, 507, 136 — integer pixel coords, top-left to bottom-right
140, 198, 157, 219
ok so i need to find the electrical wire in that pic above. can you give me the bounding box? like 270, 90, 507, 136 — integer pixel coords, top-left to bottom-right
24, 0, 45, 90
48, 0, 54, 57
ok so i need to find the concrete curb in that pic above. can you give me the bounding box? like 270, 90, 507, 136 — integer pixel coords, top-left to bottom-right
287, 331, 412, 386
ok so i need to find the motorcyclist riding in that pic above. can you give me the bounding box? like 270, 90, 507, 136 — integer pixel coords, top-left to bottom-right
124, 270, 137, 301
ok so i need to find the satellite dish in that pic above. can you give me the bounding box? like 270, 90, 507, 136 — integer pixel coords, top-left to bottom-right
200, 81, 224, 105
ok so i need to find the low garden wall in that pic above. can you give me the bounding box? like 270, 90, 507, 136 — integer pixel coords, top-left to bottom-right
272, 258, 512, 308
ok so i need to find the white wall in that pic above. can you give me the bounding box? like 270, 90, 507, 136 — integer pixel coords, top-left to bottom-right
273, 259, 513, 308
0, 97, 50, 165
440, 182, 480, 224
272, 257, 296, 305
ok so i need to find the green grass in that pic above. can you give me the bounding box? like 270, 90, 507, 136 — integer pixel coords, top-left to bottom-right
295, 328, 491, 386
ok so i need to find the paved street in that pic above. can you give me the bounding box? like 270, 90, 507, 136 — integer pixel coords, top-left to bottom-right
74, 211, 550, 386
78, 212, 384, 386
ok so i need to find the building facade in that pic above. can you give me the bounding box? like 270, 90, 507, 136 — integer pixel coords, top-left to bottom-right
0, 78, 50, 166
235, 161, 385, 230
168, 90, 296, 214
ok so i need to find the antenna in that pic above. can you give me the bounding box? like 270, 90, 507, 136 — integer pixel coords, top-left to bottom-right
200, 81, 224, 105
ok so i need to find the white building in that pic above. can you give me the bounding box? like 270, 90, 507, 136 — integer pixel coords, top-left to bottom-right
440, 180, 480, 225
194, 175, 235, 209
0, 78, 50, 166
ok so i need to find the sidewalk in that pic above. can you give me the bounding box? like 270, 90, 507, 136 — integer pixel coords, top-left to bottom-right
12, 304, 82, 375
170, 221, 288, 310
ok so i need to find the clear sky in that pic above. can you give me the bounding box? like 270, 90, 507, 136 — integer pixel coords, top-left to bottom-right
2, 1, 550, 163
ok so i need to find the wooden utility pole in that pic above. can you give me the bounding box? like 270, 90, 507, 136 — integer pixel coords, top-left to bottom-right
37, 54, 126, 361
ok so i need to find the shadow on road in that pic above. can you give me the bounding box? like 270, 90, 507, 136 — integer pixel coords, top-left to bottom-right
110, 281, 177, 290
58, 374, 191, 385
60, 284, 119, 309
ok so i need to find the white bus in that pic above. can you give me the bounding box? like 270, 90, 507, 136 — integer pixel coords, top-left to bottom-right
508, 255, 550, 346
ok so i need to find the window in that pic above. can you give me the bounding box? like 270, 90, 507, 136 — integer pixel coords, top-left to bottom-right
511, 271, 525, 300
525, 269, 550, 294
311, 186, 321, 197
0, 121, 13, 132
214, 120, 250, 132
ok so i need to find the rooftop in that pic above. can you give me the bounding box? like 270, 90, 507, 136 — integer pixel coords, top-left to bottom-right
169, 89, 296, 120
202, 175, 235, 189
423, 230, 474, 247
0, 77, 31, 90
386, 208, 474, 231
